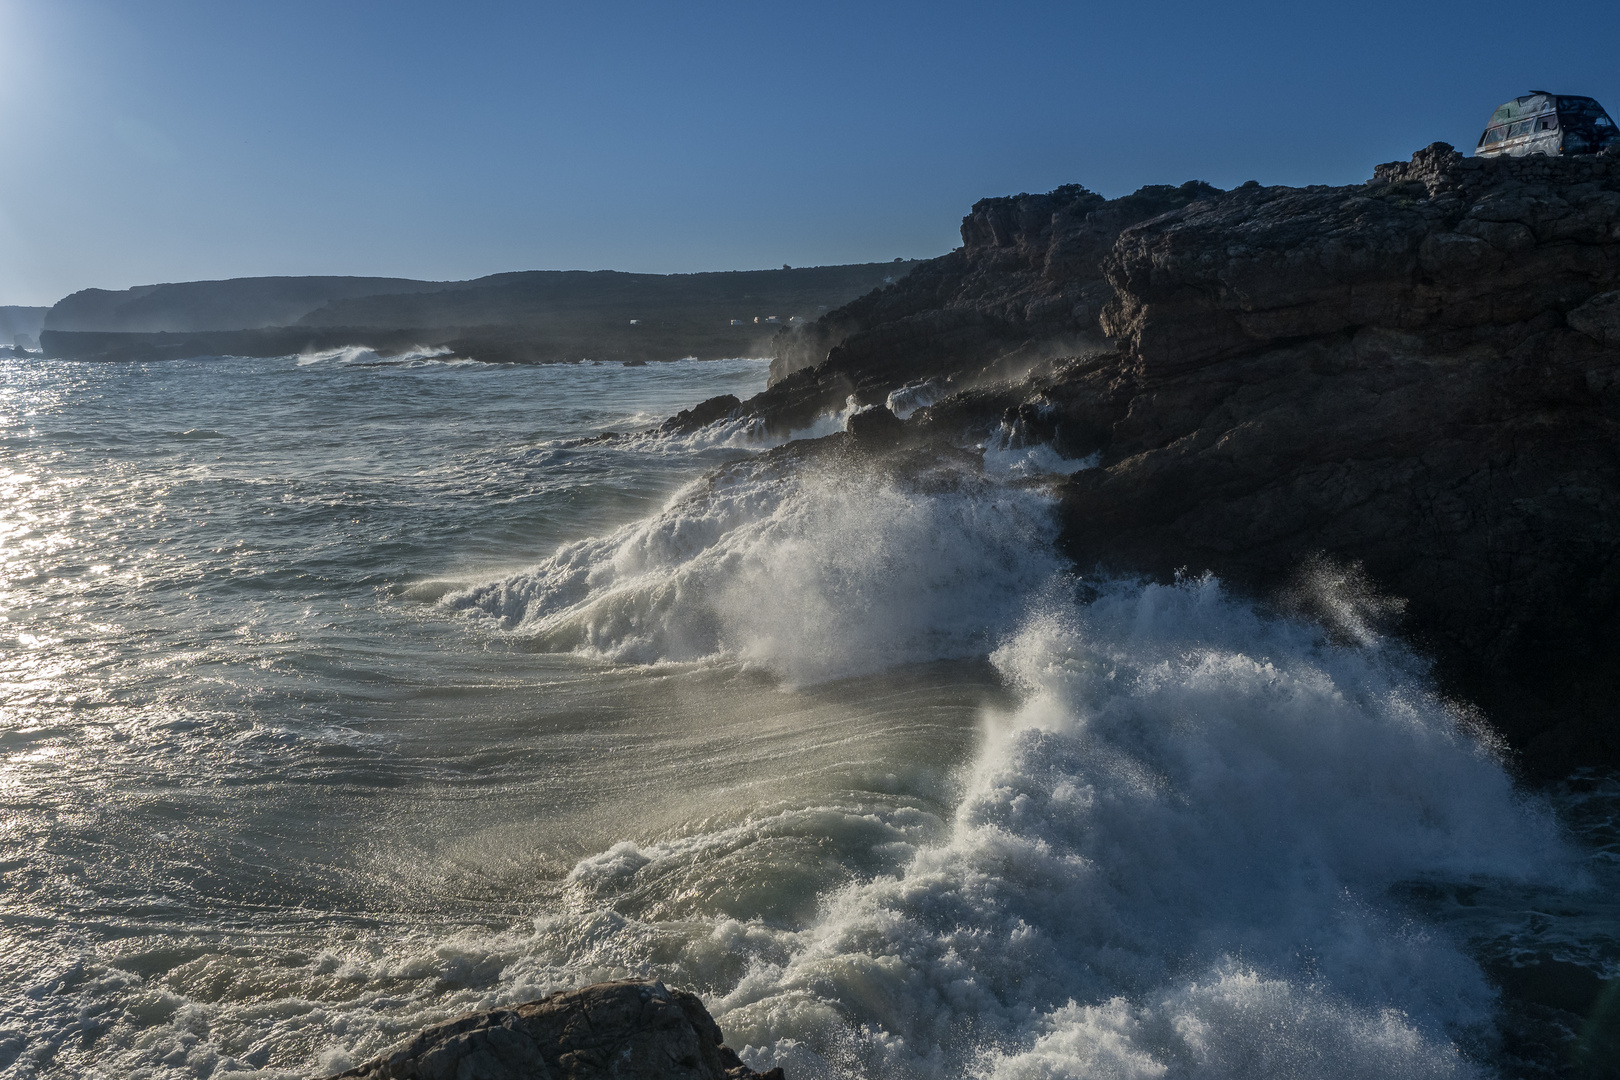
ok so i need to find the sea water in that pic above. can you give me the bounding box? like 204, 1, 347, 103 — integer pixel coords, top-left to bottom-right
0, 352, 1613, 1079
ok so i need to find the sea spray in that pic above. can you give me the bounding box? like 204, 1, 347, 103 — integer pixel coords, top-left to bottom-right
705, 579, 1572, 1078
295, 343, 478, 367
446, 446, 1578, 1077
5, 352, 1606, 1079
446, 456, 1068, 685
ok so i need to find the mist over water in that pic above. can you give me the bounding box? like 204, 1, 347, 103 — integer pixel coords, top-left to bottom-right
0, 354, 1614, 1079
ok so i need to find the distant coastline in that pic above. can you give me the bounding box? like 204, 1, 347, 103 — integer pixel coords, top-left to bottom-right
32, 263, 921, 365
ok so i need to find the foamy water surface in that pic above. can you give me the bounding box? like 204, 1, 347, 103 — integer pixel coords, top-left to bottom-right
0, 353, 1613, 1079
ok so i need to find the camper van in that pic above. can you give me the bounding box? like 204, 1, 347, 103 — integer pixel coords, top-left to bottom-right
1475, 92, 1619, 158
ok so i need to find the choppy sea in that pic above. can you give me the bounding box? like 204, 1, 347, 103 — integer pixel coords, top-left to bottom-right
0, 349, 1614, 1079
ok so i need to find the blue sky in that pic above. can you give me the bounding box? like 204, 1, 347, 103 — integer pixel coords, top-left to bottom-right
2, 0, 1617, 305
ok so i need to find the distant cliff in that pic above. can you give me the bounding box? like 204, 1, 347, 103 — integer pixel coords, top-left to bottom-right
38, 263, 919, 364
45, 276, 445, 333
697, 145, 1620, 777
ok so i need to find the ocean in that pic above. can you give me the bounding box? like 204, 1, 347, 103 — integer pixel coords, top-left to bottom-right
0, 350, 1614, 1079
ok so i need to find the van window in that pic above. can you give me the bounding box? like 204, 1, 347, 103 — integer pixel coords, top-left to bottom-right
1508, 119, 1534, 138
1538, 115, 1558, 130
1479, 126, 1507, 146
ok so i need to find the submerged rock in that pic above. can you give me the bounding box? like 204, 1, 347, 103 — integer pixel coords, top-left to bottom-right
330, 980, 781, 1080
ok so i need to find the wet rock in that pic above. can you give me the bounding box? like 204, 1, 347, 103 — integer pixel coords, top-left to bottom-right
661, 395, 741, 434
1568, 290, 1620, 348
1066, 143, 1620, 776
757, 181, 1221, 419
330, 980, 781, 1080
846, 405, 905, 447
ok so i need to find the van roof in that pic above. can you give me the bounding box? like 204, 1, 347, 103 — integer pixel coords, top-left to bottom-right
1489, 94, 1555, 124
1488, 92, 1605, 125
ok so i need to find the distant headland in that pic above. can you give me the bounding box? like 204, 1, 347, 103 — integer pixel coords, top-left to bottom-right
29, 263, 920, 365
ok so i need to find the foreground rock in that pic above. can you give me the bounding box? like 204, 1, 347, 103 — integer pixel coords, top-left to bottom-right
732, 145, 1620, 777
331, 980, 780, 1080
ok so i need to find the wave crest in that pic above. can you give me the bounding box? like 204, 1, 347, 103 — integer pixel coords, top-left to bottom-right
445, 459, 1067, 685
712, 577, 1571, 1078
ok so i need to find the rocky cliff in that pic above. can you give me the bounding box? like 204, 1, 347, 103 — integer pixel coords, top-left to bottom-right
709, 144, 1620, 777
751, 182, 1219, 431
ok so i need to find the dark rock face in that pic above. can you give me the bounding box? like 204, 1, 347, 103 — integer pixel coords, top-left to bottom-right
1065, 143, 1620, 775
845, 404, 905, 447
756, 181, 1222, 430
331, 980, 780, 1080
661, 395, 741, 435
717, 144, 1620, 776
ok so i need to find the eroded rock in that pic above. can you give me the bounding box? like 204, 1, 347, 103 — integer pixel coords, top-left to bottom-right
331, 980, 781, 1080
1569, 290, 1620, 347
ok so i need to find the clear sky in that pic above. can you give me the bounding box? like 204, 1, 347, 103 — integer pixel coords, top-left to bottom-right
2, 0, 1617, 306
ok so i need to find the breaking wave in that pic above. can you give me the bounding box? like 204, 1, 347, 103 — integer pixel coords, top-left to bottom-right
442, 443, 1582, 1077
13, 394, 1596, 1077
295, 344, 483, 367
446, 458, 1067, 685
705, 578, 1573, 1078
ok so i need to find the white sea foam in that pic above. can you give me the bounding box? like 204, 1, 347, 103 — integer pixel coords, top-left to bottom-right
981, 443, 1097, 477
294, 344, 481, 367
442, 450, 1577, 1076
616, 393, 864, 457
15, 347, 1598, 1079
794, 395, 863, 440
446, 459, 1066, 685
979, 409, 1097, 477
700, 578, 1574, 1078
886, 380, 946, 420
16, 551, 1592, 1080
620, 413, 776, 454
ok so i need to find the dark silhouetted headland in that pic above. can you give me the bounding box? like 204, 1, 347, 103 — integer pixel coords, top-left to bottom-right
37, 263, 919, 364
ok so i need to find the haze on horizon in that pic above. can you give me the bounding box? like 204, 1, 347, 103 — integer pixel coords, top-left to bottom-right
1, 0, 1615, 307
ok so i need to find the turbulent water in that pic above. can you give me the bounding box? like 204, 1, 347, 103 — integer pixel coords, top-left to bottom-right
0, 351, 1614, 1079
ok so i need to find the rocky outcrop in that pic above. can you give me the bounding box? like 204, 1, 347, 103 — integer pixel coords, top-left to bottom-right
754, 182, 1221, 430
330, 981, 779, 1080
718, 144, 1620, 776
661, 395, 742, 434
1058, 143, 1620, 775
